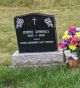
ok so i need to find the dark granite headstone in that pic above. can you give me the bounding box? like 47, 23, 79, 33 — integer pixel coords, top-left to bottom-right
14, 13, 58, 53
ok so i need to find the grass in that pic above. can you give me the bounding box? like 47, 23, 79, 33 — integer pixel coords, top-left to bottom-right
0, 66, 80, 88
0, 0, 80, 87
0, 6, 80, 65
0, 0, 79, 8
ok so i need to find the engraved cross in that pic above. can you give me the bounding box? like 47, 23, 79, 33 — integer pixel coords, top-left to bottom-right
32, 17, 37, 25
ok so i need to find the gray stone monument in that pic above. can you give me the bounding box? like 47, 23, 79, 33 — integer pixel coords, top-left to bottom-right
12, 13, 64, 67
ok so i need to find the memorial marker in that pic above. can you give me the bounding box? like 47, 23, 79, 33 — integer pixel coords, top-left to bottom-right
12, 13, 64, 67
14, 13, 58, 53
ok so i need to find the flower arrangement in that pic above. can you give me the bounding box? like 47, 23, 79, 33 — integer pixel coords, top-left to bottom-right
60, 26, 80, 60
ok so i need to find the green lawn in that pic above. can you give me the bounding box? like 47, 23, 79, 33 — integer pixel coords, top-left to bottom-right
0, 66, 80, 88
0, 0, 80, 88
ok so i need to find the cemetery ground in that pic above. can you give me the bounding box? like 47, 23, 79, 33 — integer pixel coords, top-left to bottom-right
0, 6, 80, 88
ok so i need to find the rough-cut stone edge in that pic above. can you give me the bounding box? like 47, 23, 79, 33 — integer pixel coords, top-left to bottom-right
12, 49, 65, 68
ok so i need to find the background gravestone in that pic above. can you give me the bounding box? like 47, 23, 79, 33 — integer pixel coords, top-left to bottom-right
14, 13, 58, 53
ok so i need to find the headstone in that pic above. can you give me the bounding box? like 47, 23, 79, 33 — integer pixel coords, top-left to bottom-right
14, 13, 58, 53
12, 13, 64, 67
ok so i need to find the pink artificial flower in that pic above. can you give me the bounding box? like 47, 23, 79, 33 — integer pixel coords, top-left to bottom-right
68, 26, 77, 31
71, 37, 78, 43
61, 44, 66, 49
